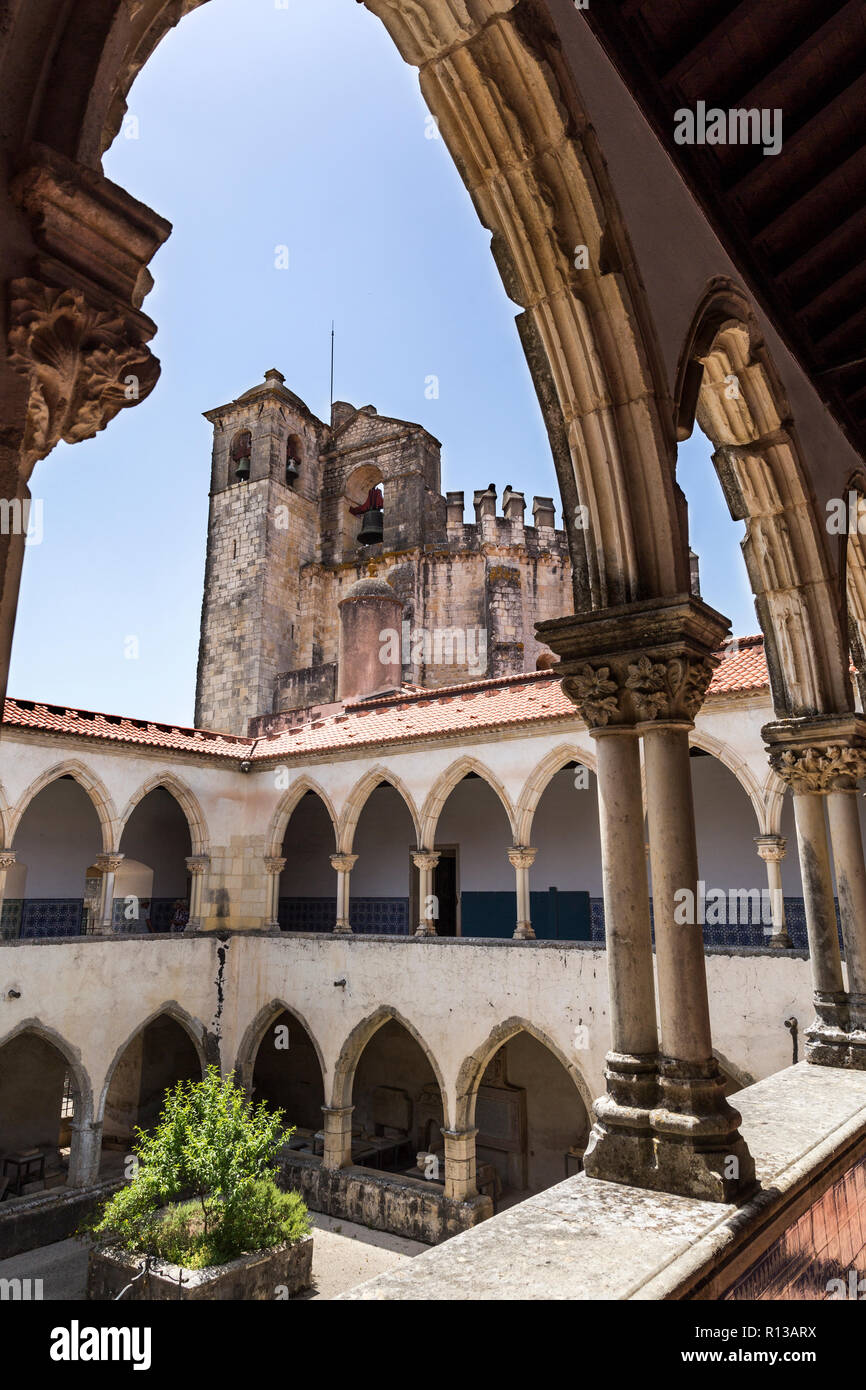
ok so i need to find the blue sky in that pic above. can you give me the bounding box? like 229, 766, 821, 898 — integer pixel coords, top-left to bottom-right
8, 0, 755, 726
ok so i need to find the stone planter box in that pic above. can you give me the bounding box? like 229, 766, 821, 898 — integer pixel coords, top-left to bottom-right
87, 1233, 313, 1301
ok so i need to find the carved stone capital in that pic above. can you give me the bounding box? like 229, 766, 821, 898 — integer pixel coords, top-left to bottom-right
412, 851, 441, 873
8, 279, 161, 473
507, 846, 537, 871
330, 854, 358, 875
0, 850, 16, 871
186, 855, 210, 876
763, 715, 866, 793
263, 856, 286, 875
95, 853, 124, 874
539, 595, 728, 731
754, 835, 786, 864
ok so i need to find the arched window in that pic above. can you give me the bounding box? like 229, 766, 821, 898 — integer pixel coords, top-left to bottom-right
230, 429, 252, 481
285, 434, 302, 487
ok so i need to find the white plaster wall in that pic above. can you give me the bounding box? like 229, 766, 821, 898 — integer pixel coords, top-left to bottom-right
12, 778, 103, 897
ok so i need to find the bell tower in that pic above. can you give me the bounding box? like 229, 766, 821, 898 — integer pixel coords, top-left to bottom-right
194, 369, 327, 733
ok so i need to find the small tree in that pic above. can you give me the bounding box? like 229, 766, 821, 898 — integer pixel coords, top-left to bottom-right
84, 1067, 309, 1268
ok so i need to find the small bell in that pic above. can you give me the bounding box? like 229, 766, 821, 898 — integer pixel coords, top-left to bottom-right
357, 507, 383, 545
235, 456, 250, 482
285, 458, 300, 487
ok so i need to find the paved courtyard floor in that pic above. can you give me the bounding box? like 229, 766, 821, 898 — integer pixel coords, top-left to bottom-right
0, 1212, 426, 1301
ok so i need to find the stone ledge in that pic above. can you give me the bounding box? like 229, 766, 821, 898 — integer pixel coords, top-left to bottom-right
337, 1063, 866, 1300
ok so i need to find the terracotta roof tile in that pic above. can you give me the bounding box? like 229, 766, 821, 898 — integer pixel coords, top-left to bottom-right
2, 636, 771, 761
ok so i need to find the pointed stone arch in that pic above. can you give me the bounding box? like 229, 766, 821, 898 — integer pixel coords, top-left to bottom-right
0, 1016, 94, 1127
331, 1004, 449, 1124
454, 1015, 592, 1133
687, 729, 767, 834
234, 998, 327, 1097
338, 766, 421, 854
419, 755, 515, 849
0, 778, 11, 849
514, 741, 597, 846
118, 771, 209, 856
9, 759, 118, 851
96, 1001, 211, 1123
267, 775, 339, 857
675, 277, 849, 718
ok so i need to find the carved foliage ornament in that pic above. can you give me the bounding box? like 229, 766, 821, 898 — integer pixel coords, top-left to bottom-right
8, 280, 160, 470
563, 654, 716, 728
769, 745, 866, 793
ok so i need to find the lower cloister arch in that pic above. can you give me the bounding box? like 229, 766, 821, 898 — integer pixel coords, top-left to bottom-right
455, 1018, 593, 1200
235, 999, 327, 1109
97, 1004, 209, 1173
0, 1018, 94, 1193
331, 1005, 449, 1126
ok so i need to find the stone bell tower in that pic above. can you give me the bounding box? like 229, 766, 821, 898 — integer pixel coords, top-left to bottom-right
194, 369, 327, 734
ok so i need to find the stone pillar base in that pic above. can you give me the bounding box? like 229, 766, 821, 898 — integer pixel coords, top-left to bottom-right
581, 1051, 657, 1185
768, 929, 793, 949
333, 921, 353, 936
649, 1057, 756, 1202
414, 923, 436, 938
805, 992, 851, 1066
512, 922, 535, 940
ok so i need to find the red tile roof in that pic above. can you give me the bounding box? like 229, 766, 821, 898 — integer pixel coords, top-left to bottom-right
1, 636, 771, 761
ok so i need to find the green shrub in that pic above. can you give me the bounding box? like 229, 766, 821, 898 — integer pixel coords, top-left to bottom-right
81, 1067, 310, 1267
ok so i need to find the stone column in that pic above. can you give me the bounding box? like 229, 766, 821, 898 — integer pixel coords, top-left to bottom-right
754, 835, 790, 947
321, 1104, 354, 1169
330, 854, 357, 935
0, 849, 16, 935
412, 850, 441, 937
507, 846, 537, 939
262, 855, 286, 933
185, 854, 209, 931
765, 720, 864, 1066
95, 853, 124, 934
68, 1120, 103, 1188
441, 1126, 478, 1201
539, 594, 755, 1201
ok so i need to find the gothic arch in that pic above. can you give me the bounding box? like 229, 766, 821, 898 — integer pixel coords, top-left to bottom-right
675, 277, 849, 718
0, 778, 11, 848
16, 0, 692, 616
513, 741, 597, 847
118, 771, 209, 856
687, 730, 767, 834
9, 759, 118, 852
338, 766, 422, 854
331, 1005, 449, 1123
96, 1001, 210, 1122
454, 1015, 593, 1133
419, 755, 515, 849
267, 775, 339, 857
0, 1016, 94, 1128
234, 998, 327, 1097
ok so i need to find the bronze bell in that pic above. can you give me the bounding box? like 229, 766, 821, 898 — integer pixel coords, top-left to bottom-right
285, 458, 300, 487
357, 506, 383, 545
235, 456, 250, 482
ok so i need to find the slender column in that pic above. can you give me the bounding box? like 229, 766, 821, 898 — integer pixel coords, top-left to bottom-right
754, 835, 790, 948
330, 854, 357, 935
582, 726, 659, 1183
441, 1126, 478, 1201
642, 721, 755, 1200
185, 854, 209, 931
507, 846, 537, 939
826, 789, 866, 1040
262, 855, 286, 933
0, 849, 16, 937
94, 853, 124, 934
68, 1120, 103, 1188
321, 1104, 354, 1169
412, 850, 441, 937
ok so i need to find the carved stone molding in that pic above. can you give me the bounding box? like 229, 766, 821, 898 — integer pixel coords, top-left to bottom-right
539, 594, 729, 731
763, 714, 866, 793
0, 850, 17, 871
95, 853, 125, 874
330, 854, 358, 875
769, 745, 866, 794
263, 856, 286, 875
754, 835, 786, 864
8, 279, 160, 473
186, 855, 210, 875
411, 851, 441, 873
506, 846, 537, 871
